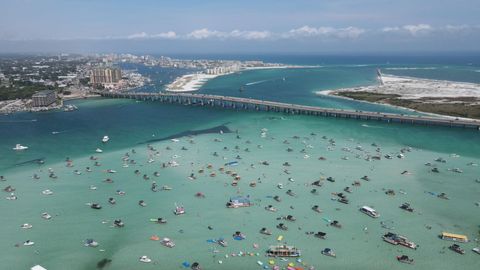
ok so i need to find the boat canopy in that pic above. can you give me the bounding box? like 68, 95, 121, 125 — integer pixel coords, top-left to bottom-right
229, 196, 251, 204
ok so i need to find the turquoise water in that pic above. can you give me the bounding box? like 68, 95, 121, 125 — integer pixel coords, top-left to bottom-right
1, 57, 479, 270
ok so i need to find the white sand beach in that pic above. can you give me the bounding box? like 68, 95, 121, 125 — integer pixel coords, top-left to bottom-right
165, 73, 220, 92
318, 75, 480, 99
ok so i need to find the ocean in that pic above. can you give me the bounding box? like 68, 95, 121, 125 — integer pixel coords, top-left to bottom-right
0, 55, 479, 270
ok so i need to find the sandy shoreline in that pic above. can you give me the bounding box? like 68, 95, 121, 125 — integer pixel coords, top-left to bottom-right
165, 65, 319, 92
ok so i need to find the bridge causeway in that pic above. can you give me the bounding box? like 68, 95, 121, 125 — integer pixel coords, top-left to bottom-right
92, 91, 480, 130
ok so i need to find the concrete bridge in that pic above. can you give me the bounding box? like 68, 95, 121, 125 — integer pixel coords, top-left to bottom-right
92, 91, 480, 130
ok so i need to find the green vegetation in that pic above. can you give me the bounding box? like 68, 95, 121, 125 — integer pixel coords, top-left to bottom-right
0, 83, 57, 101
335, 91, 480, 120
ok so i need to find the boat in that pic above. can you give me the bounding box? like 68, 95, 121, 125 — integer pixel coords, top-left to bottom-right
13, 144, 28, 151
191, 262, 201, 270
23, 240, 35, 246
449, 244, 466, 254
321, 248, 336, 258
90, 203, 102, 209
440, 232, 468, 243
161, 237, 175, 248
260, 227, 272, 235
63, 104, 78, 112
277, 183, 283, 189
21, 223, 33, 229
338, 198, 349, 204
266, 245, 301, 257
330, 220, 342, 228
216, 238, 228, 247
314, 231, 327, 239
174, 203, 185, 215
473, 247, 480, 255
265, 205, 277, 212
359, 206, 380, 218
138, 200, 147, 207
382, 232, 417, 249
162, 185, 172, 191
41, 212, 52, 220
397, 255, 414, 264
42, 189, 53, 195
113, 219, 124, 227
226, 196, 252, 208
84, 239, 99, 247
233, 231, 246, 240
400, 202, 414, 212
102, 136, 109, 143
95, 148, 103, 153
108, 197, 116, 204
139, 256, 152, 263
6, 193, 17, 200
276, 223, 288, 231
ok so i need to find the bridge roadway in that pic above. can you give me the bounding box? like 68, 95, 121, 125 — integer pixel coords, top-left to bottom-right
92, 91, 480, 130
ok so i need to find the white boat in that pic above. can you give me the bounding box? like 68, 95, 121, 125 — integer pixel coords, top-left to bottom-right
161, 237, 175, 248
41, 212, 52, 220
21, 223, 33, 229
24, 240, 35, 246
473, 247, 480, 255
174, 203, 185, 215
13, 144, 28, 151
171, 139, 180, 142
139, 255, 152, 263
277, 183, 284, 189
95, 148, 103, 153
359, 206, 380, 218
6, 193, 17, 200
42, 189, 53, 195
102, 136, 109, 143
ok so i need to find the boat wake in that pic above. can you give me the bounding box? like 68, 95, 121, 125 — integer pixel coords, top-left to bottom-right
384, 67, 437, 70
15, 157, 45, 166
245, 80, 269, 86
0, 119, 37, 123
361, 124, 383, 129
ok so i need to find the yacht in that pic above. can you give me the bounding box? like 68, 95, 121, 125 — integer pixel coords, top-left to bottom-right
102, 136, 109, 143
13, 144, 28, 151
359, 206, 380, 218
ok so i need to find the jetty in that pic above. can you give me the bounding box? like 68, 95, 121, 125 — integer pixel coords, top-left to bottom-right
92, 91, 480, 130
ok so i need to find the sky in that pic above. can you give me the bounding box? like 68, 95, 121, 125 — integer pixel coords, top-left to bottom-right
1, 0, 479, 54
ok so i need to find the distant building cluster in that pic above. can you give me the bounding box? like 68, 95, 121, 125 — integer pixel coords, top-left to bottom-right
205, 65, 240, 75
90, 67, 122, 86
32, 90, 57, 107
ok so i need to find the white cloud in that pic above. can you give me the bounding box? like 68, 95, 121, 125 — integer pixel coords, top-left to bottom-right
186, 28, 224, 39
284, 25, 365, 39
127, 31, 178, 40
382, 24, 432, 35
229, 30, 272, 40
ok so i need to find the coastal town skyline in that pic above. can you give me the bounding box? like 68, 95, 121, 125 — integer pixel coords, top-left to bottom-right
1, 0, 480, 53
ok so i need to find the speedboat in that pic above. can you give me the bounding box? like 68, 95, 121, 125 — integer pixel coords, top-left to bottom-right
359, 206, 380, 218
174, 203, 185, 215
23, 240, 35, 246
161, 237, 175, 248
95, 148, 103, 153
162, 185, 172, 191
90, 203, 102, 209
138, 200, 147, 207
13, 144, 28, 151
21, 223, 33, 229
42, 189, 53, 195
400, 203, 414, 212
397, 255, 414, 264
84, 239, 99, 247
314, 231, 327, 239
41, 212, 52, 220
449, 244, 465, 254
102, 136, 109, 143
277, 183, 283, 189
473, 247, 480, 255
108, 197, 116, 204
276, 223, 288, 231
191, 262, 202, 270
139, 255, 152, 263
321, 248, 336, 258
